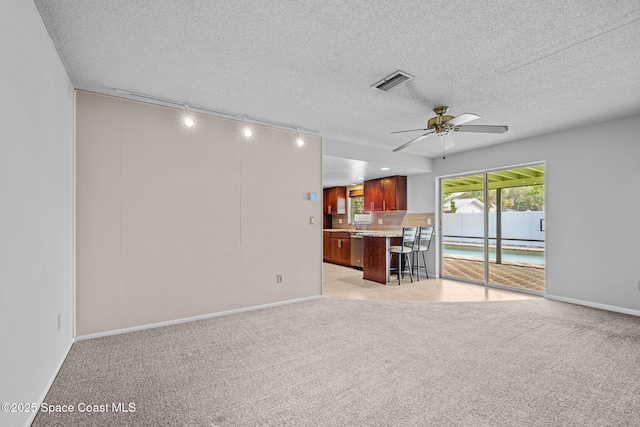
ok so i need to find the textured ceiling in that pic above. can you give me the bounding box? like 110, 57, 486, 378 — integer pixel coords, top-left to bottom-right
33, 0, 640, 185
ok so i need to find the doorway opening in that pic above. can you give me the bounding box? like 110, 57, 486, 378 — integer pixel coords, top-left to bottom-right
440, 164, 545, 294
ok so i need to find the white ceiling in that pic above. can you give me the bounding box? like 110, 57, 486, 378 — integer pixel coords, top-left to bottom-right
33, 0, 640, 186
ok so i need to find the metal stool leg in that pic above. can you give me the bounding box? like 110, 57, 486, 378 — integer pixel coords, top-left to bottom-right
421, 251, 428, 279
406, 253, 414, 282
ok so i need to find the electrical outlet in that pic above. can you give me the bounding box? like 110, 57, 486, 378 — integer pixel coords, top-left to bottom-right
277, 274, 283, 283
338, 218, 342, 224
57, 313, 61, 331
378, 219, 383, 225
427, 218, 432, 225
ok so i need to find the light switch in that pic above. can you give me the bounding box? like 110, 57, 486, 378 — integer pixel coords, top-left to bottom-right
310, 216, 314, 225
428, 218, 432, 225
338, 218, 342, 224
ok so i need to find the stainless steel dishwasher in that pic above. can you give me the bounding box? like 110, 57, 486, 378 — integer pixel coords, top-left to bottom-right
350, 235, 363, 268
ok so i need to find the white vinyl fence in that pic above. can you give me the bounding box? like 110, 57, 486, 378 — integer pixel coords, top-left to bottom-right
443, 211, 545, 247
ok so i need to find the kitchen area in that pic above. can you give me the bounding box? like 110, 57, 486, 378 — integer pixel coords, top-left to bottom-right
323, 175, 435, 285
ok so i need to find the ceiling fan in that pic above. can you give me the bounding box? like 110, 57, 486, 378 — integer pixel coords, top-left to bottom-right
392, 106, 508, 152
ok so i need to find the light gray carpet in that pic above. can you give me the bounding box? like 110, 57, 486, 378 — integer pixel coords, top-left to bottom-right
33, 298, 640, 426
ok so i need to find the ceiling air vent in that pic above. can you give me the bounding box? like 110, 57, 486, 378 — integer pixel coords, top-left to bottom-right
371, 70, 414, 91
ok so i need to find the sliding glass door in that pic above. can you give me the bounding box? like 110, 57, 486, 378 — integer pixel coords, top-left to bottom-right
441, 173, 486, 282
440, 165, 545, 294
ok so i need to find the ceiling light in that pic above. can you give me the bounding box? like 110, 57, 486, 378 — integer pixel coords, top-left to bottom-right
115, 88, 319, 135
184, 105, 194, 127
296, 137, 305, 146
356, 177, 364, 180
381, 167, 390, 171
244, 128, 253, 137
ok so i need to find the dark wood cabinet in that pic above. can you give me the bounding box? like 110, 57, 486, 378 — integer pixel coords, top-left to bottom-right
323, 233, 332, 260
363, 175, 407, 211
338, 236, 351, 265
364, 179, 383, 212
323, 187, 346, 215
323, 231, 351, 265
363, 235, 402, 284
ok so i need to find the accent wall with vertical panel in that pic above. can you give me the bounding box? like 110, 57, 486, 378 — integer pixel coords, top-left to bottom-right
75, 91, 322, 336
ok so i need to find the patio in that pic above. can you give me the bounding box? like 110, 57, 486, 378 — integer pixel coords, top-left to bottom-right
442, 255, 545, 293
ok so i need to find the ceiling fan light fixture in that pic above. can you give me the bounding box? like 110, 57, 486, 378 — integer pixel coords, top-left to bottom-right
371, 70, 414, 91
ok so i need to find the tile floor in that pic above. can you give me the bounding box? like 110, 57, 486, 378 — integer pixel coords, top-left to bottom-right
322, 262, 539, 302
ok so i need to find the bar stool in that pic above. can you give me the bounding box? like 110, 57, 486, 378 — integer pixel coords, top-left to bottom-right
413, 226, 434, 280
389, 227, 418, 285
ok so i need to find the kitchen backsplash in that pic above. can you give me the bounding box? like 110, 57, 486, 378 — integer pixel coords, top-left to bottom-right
327, 212, 434, 230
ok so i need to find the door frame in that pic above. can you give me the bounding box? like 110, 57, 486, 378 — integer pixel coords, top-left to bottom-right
435, 161, 546, 296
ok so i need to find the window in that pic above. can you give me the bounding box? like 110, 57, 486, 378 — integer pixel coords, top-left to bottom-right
350, 195, 364, 223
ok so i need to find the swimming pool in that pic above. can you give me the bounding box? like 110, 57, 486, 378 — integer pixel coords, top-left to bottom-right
443, 246, 545, 265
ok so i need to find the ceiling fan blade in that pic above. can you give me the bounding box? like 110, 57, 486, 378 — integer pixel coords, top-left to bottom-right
390, 128, 429, 134
393, 131, 434, 152
456, 125, 508, 134
446, 113, 480, 126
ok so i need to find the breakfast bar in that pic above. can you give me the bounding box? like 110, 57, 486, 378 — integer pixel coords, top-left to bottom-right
323, 229, 405, 285
361, 232, 402, 284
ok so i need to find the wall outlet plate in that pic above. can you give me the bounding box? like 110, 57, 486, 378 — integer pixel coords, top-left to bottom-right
378, 219, 383, 225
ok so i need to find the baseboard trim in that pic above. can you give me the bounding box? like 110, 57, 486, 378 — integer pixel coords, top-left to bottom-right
545, 294, 640, 317
75, 295, 325, 341
25, 339, 74, 427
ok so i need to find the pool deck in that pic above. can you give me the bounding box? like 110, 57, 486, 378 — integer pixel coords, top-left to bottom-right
442, 255, 545, 293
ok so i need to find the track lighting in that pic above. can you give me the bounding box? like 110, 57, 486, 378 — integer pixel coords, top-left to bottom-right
184, 105, 194, 127
115, 88, 319, 135
294, 128, 305, 146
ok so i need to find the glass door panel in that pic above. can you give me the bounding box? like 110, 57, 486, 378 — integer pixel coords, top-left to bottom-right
441, 165, 545, 294
441, 173, 486, 283
487, 172, 545, 292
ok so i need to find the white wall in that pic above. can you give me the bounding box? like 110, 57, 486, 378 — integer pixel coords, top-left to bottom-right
409, 114, 640, 312
0, 1, 75, 426
75, 92, 323, 336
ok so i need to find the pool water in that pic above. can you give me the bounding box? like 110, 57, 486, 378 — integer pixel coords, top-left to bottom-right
444, 246, 545, 265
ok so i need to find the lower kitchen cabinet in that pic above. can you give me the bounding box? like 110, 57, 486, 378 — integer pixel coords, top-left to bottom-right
323, 232, 351, 266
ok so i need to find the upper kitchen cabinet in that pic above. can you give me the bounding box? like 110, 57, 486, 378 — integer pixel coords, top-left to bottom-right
364, 175, 407, 212
323, 186, 346, 215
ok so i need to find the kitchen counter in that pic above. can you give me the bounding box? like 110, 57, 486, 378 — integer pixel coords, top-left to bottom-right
362, 234, 403, 284
323, 229, 402, 237
323, 229, 403, 284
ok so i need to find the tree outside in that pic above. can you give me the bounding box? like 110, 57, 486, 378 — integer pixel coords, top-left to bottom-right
443, 185, 544, 212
